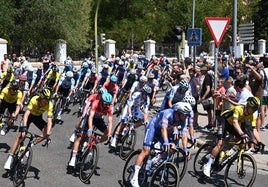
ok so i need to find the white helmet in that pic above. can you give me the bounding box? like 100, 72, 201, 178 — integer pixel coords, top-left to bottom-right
139, 76, 148, 82
182, 95, 196, 106
91, 67, 97, 73
173, 102, 192, 114
66, 71, 73, 78
118, 60, 124, 66
130, 69, 136, 74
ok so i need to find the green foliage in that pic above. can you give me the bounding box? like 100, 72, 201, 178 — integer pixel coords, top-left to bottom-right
0, 0, 265, 58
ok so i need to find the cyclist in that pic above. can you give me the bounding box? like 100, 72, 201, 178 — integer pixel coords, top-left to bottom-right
80, 67, 99, 94
54, 71, 75, 120
41, 65, 61, 91
68, 92, 114, 167
203, 96, 260, 178
130, 102, 192, 187
160, 79, 191, 110
146, 72, 159, 108
4, 88, 53, 170
110, 85, 152, 148
103, 75, 119, 105
0, 67, 14, 90
0, 81, 22, 135
129, 75, 148, 98
98, 64, 110, 87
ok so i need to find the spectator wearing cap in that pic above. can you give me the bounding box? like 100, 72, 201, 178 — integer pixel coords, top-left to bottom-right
198, 65, 214, 131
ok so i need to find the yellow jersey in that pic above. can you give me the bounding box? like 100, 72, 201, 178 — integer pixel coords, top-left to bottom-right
221, 105, 257, 127
27, 96, 53, 117
0, 87, 22, 104
0, 71, 14, 82
47, 70, 61, 82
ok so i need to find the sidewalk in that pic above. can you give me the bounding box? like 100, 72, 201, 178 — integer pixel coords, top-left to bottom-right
195, 104, 268, 173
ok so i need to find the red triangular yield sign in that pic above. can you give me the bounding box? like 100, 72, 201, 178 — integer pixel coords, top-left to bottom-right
205, 17, 231, 47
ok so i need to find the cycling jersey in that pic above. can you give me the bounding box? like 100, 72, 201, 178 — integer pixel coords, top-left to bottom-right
130, 81, 144, 93
46, 70, 61, 82
90, 99, 113, 117
169, 85, 191, 105
143, 108, 186, 148
0, 87, 23, 104
103, 81, 119, 97
0, 71, 14, 82
221, 105, 257, 127
120, 92, 150, 122
27, 96, 53, 117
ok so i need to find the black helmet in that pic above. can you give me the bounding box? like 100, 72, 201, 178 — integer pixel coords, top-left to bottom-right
39, 88, 51, 99
9, 80, 19, 90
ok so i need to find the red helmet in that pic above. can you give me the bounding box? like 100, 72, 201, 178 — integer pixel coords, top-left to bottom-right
19, 75, 27, 81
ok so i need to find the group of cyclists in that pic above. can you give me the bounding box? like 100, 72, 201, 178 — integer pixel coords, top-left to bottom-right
0, 51, 265, 186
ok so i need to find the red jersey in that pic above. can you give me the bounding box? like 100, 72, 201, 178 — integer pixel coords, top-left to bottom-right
90, 99, 113, 117
103, 81, 119, 96
87, 73, 98, 83
86, 93, 98, 104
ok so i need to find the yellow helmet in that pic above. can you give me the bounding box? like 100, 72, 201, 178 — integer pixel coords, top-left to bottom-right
246, 97, 260, 111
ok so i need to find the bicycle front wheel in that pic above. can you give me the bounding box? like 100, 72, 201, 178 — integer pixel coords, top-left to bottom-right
79, 145, 99, 183
13, 147, 33, 187
119, 130, 136, 160
122, 149, 147, 186
224, 153, 257, 187
149, 162, 180, 187
171, 147, 188, 181
193, 143, 214, 178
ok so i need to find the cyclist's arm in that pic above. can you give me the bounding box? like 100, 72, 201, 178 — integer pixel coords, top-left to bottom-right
22, 109, 31, 127
88, 109, 95, 131
161, 125, 169, 143
46, 117, 53, 135
233, 118, 244, 136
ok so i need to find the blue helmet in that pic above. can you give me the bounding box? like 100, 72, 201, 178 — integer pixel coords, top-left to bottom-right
178, 80, 189, 91
110, 75, 118, 83
102, 92, 113, 104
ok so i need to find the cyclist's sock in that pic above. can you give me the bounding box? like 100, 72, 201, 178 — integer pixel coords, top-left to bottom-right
207, 156, 215, 165
71, 150, 77, 158
132, 165, 141, 180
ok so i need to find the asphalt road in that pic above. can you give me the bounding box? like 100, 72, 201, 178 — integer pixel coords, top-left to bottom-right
0, 91, 267, 187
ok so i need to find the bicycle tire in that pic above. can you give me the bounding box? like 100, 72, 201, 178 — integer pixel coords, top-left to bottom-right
149, 162, 179, 187
171, 147, 188, 181
122, 149, 148, 186
224, 153, 257, 187
193, 143, 214, 178
53, 99, 62, 121
79, 145, 99, 183
119, 129, 137, 160
12, 147, 33, 187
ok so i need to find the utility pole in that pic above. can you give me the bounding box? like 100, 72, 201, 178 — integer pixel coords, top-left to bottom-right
232, 0, 237, 57
94, 0, 101, 71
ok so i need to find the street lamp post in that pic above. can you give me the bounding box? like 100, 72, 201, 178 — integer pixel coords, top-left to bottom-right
95, 0, 101, 71
191, 0, 196, 67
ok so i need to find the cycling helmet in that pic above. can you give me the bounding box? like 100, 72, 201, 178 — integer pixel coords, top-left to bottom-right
148, 73, 155, 79
9, 80, 19, 90
103, 64, 109, 69
137, 64, 144, 69
7, 67, 13, 73
91, 67, 97, 74
142, 85, 152, 95
39, 88, 51, 100
19, 74, 27, 81
246, 96, 260, 111
82, 62, 89, 68
154, 66, 160, 71
66, 71, 73, 78
73, 67, 78, 73
98, 87, 107, 94
139, 76, 148, 82
52, 65, 58, 72
65, 60, 72, 66
102, 92, 113, 104
178, 80, 189, 91
182, 95, 196, 106
28, 66, 34, 72
118, 60, 124, 66
110, 75, 118, 83
173, 102, 192, 114
130, 69, 136, 74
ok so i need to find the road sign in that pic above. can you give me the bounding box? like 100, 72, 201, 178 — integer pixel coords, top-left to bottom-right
205, 17, 230, 47
187, 28, 202, 46
238, 23, 254, 44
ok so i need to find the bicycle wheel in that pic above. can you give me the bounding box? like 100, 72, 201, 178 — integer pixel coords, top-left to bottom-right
149, 162, 179, 187
79, 145, 99, 183
12, 147, 33, 187
53, 99, 61, 120
193, 143, 214, 177
119, 129, 137, 160
171, 147, 188, 181
122, 149, 147, 186
224, 153, 257, 187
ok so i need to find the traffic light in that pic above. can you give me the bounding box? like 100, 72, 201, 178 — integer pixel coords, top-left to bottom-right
100, 33, 106, 45
173, 26, 183, 43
